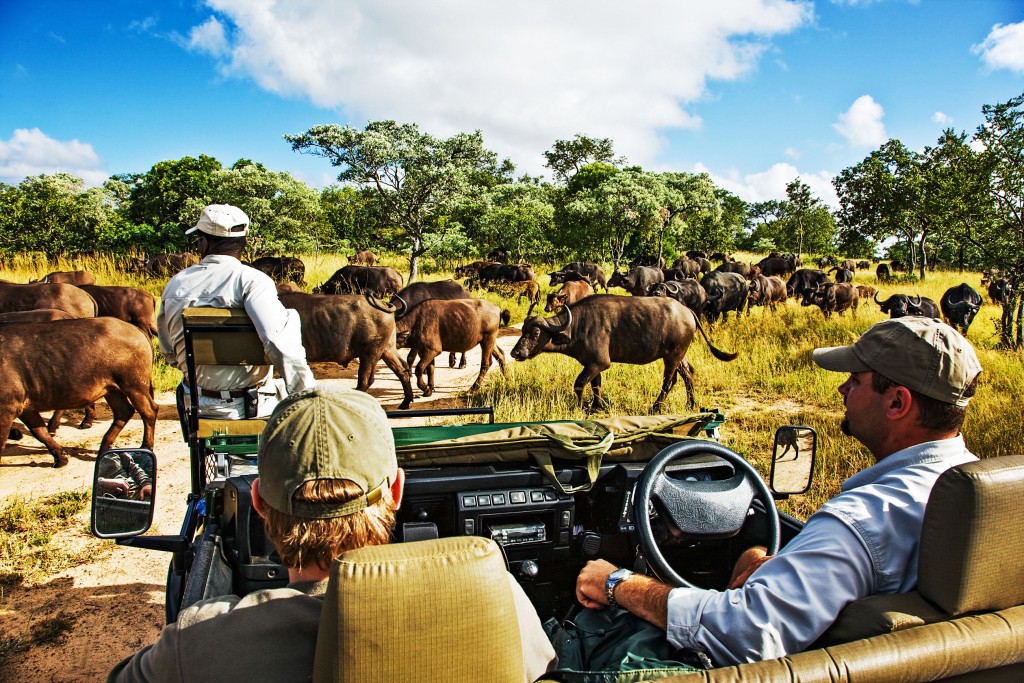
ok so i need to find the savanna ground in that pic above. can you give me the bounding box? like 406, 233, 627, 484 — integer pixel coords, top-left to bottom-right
1, 253, 1021, 681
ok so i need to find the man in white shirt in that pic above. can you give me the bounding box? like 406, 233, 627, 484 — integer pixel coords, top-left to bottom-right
574, 317, 982, 665
158, 204, 316, 419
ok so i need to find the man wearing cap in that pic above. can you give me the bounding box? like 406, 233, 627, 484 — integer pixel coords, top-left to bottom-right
574, 317, 982, 666
109, 386, 556, 682
158, 203, 315, 419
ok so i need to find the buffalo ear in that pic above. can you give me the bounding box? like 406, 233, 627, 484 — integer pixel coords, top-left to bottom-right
550, 331, 572, 345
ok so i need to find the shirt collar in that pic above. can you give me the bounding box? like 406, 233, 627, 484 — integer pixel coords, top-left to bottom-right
200, 254, 241, 265
841, 434, 966, 492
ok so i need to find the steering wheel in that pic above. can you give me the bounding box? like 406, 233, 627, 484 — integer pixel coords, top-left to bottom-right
633, 440, 780, 588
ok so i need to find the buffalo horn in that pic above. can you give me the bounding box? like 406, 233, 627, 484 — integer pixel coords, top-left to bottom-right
874, 292, 887, 306
539, 305, 572, 333
909, 294, 922, 306
365, 291, 397, 313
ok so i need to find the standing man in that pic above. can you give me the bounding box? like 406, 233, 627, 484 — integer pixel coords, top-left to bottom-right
158, 203, 315, 419
108, 386, 557, 682
575, 317, 982, 665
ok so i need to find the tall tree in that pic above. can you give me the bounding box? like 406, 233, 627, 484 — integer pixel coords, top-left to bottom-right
479, 182, 554, 263
543, 134, 623, 184
287, 121, 500, 281
658, 172, 723, 258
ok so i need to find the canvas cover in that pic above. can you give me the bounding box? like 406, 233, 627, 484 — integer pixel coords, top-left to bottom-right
393, 412, 724, 493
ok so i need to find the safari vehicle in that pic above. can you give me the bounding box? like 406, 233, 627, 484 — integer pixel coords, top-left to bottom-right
90, 309, 1024, 682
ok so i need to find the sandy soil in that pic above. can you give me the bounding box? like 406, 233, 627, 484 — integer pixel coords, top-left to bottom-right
0, 330, 522, 681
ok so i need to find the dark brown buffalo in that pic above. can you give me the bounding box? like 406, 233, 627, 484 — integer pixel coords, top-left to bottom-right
130, 252, 199, 277
486, 247, 509, 263
648, 279, 706, 314
989, 278, 1012, 305
511, 295, 737, 413
279, 293, 414, 409
349, 250, 377, 266
394, 280, 474, 368
630, 255, 665, 269
856, 260, 871, 270
856, 285, 878, 301
747, 275, 788, 313
482, 280, 541, 317
390, 299, 508, 397
700, 271, 748, 323
30, 270, 96, 285
756, 256, 796, 277
546, 280, 594, 312
250, 256, 306, 285
829, 266, 854, 283
801, 282, 859, 318
0, 281, 98, 318
940, 283, 983, 334
549, 263, 608, 291
786, 268, 830, 298
314, 266, 404, 297
874, 292, 940, 319
667, 257, 701, 279
715, 261, 760, 280
78, 285, 157, 336
473, 263, 536, 288
0, 318, 157, 467
608, 266, 663, 296
455, 261, 498, 279
876, 263, 893, 284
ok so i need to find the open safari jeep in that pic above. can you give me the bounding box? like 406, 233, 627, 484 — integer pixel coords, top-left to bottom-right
89, 309, 1024, 682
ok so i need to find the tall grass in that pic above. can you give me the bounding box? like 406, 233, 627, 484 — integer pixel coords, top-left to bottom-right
1, 252, 1018, 519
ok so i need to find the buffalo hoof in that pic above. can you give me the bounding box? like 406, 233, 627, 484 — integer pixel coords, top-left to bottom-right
459, 361, 467, 369
421, 388, 433, 397
398, 400, 411, 410
53, 452, 69, 468
78, 421, 94, 430
9, 427, 22, 441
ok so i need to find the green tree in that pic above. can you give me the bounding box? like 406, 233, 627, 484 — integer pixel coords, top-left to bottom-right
287, 121, 500, 281
657, 172, 725, 258
543, 134, 623, 184
480, 183, 555, 263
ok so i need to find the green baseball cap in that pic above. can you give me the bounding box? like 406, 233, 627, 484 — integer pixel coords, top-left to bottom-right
257, 386, 396, 518
812, 317, 982, 407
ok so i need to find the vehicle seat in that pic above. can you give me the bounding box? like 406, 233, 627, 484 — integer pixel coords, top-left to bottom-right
181, 307, 270, 485
815, 453, 1024, 646
312, 535, 525, 683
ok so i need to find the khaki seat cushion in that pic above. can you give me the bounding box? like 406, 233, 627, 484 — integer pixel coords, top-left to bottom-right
195, 418, 267, 438
313, 536, 524, 683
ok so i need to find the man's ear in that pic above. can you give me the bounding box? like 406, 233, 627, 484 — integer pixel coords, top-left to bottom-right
391, 468, 405, 510
887, 386, 914, 420
251, 477, 266, 519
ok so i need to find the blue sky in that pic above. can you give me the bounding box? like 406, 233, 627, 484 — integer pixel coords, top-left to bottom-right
2, 0, 1023, 208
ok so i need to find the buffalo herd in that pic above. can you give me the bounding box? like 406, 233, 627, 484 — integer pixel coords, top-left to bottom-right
0, 250, 1013, 468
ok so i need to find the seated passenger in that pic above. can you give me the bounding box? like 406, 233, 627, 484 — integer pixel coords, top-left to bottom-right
157, 203, 315, 420
109, 386, 556, 682
574, 317, 982, 665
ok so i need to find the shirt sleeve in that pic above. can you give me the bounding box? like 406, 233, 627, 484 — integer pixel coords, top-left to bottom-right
241, 274, 316, 394
665, 513, 875, 666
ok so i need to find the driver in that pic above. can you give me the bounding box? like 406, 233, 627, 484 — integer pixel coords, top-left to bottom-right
574, 317, 982, 665
109, 386, 557, 681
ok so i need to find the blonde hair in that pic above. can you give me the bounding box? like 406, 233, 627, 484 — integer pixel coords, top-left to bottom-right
261, 479, 396, 570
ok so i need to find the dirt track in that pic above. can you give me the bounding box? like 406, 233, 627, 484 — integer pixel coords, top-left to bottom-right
0, 330, 521, 681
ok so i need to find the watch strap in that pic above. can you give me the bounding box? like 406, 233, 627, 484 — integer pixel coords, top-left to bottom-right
605, 568, 633, 607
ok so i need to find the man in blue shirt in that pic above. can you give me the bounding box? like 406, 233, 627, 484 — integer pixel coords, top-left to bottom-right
574, 317, 983, 665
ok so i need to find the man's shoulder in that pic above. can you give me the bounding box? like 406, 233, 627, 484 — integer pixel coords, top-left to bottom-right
176, 586, 312, 628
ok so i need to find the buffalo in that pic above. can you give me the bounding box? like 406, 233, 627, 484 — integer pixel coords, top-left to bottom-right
78, 285, 158, 337
279, 293, 415, 409
856, 260, 871, 270
786, 269, 830, 299
817, 256, 832, 269
315, 265, 404, 298
667, 257, 702, 280
856, 285, 878, 301
472, 263, 536, 288
385, 298, 508, 397
546, 280, 594, 312
250, 256, 306, 285
0, 318, 157, 468
349, 250, 377, 266
551, 262, 608, 291
630, 255, 665, 269
715, 261, 760, 279
756, 255, 797, 277
0, 281, 97, 318
455, 261, 498, 279
608, 266, 663, 297
829, 267, 854, 283
486, 247, 509, 263
876, 263, 893, 284
30, 270, 96, 285
648, 279, 706, 315
481, 280, 541, 317
510, 295, 738, 413
989, 278, 1012, 305
801, 282, 859, 318
700, 271, 748, 323
747, 275, 788, 313
685, 250, 707, 260
874, 293, 940, 319
940, 283, 983, 334
394, 280, 473, 368
129, 252, 199, 277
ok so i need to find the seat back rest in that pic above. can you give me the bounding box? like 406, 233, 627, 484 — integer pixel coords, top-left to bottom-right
182, 307, 270, 366
918, 453, 1024, 614
312, 536, 524, 683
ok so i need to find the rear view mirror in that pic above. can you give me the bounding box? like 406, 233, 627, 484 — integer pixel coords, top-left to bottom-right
92, 448, 156, 538
770, 426, 815, 496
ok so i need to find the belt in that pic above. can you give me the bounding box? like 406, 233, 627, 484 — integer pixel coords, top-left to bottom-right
198, 387, 249, 399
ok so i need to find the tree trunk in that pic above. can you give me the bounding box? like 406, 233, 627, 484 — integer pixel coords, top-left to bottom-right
918, 233, 928, 281
408, 235, 423, 283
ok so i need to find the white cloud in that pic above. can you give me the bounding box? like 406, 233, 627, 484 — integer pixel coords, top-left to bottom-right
972, 22, 1024, 73
932, 111, 952, 126
188, 16, 229, 57
695, 161, 839, 209
833, 95, 886, 147
784, 146, 800, 160
196, 0, 813, 174
0, 128, 107, 186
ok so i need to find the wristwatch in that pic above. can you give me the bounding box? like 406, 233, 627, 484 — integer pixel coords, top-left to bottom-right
605, 568, 634, 607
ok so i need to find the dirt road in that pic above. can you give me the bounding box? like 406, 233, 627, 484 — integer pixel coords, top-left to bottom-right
0, 330, 521, 681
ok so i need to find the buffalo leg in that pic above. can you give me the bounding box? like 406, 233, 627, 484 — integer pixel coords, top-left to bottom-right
492, 348, 509, 378
98, 391, 136, 454
471, 337, 500, 391
18, 410, 68, 468
379, 347, 415, 410
47, 403, 98, 434
0, 413, 20, 465
415, 349, 441, 396
573, 363, 609, 412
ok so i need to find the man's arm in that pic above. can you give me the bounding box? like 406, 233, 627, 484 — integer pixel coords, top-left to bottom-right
242, 277, 316, 393
575, 559, 671, 630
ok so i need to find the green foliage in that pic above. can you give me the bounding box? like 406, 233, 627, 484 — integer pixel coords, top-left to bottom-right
543, 134, 623, 183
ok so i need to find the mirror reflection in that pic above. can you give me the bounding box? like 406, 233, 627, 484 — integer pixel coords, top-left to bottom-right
770, 426, 815, 495
92, 449, 156, 538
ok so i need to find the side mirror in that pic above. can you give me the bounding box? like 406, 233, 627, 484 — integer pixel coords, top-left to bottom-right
91, 448, 157, 539
770, 426, 815, 496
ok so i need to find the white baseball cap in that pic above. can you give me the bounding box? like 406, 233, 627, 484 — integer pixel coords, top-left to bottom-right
185, 204, 249, 237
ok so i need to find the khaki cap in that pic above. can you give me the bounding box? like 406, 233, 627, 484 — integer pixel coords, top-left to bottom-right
185, 204, 249, 237
257, 386, 396, 518
812, 317, 982, 406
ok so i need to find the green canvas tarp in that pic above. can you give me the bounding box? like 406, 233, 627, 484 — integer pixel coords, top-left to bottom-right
393, 412, 724, 494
